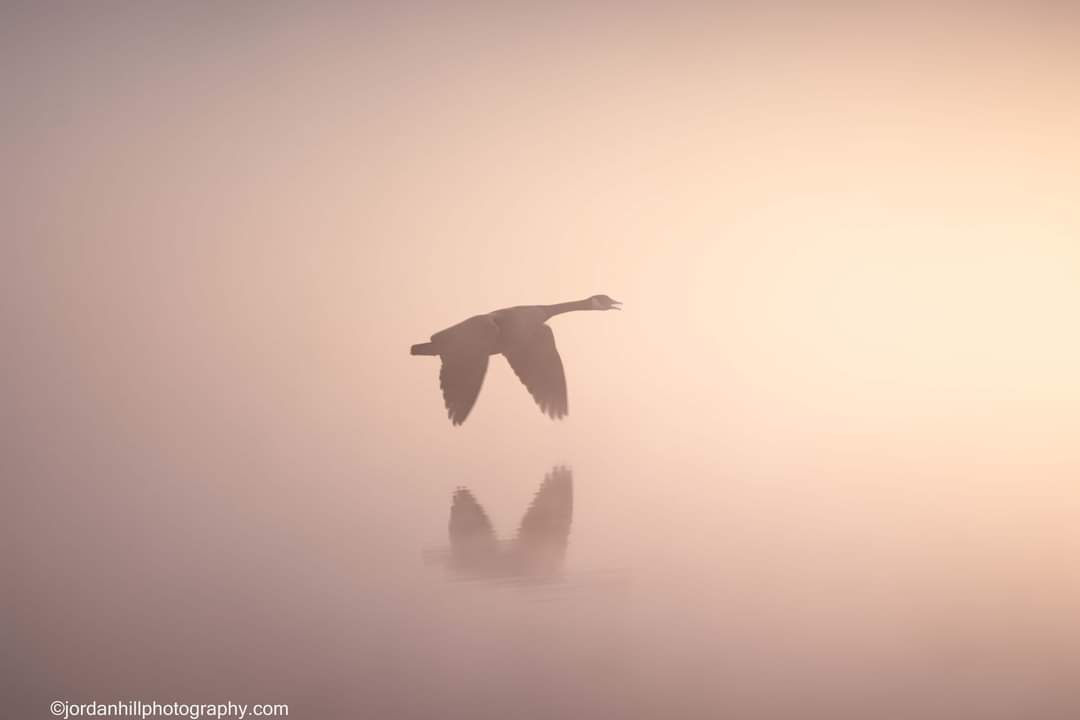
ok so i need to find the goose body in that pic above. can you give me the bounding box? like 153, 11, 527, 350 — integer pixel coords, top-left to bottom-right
410, 295, 620, 425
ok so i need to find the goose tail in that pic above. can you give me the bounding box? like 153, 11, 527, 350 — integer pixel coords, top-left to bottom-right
410, 342, 438, 356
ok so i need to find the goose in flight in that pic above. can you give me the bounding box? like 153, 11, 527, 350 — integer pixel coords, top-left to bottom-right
410, 295, 621, 424
424, 466, 574, 582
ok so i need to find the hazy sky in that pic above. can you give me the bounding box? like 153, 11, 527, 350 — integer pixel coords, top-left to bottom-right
7, 4, 1080, 718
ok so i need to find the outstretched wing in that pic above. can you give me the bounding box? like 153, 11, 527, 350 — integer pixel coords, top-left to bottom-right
440, 354, 489, 425
517, 466, 573, 550
502, 324, 568, 420
434, 315, 499, 425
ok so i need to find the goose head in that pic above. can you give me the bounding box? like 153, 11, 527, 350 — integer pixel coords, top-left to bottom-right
588, 294, 622, 311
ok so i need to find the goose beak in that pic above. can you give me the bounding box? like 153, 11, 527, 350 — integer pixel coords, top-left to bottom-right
611, 299, 622, 310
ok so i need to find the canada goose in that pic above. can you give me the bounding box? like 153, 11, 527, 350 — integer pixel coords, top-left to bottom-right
433, 466, 574, 581
410, 295, 621, 424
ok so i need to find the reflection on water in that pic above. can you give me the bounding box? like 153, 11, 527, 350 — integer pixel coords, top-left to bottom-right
425, 466, 574, 585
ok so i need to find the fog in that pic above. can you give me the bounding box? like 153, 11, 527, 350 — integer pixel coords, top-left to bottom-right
7, 4, 1080, 718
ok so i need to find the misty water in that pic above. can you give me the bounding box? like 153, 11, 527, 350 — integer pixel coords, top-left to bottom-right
9, 4, 1080, 719
13, 365, 1080, 719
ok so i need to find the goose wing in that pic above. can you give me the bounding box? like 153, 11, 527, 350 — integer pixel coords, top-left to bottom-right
440, 354, 489, 425
435, 315, 499, 425
502, 324, 568, 419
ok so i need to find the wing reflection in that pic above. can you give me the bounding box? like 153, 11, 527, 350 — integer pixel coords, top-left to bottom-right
433, 466, 574, 584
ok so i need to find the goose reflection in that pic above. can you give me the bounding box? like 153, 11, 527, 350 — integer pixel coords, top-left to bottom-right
433, 466, 573, 583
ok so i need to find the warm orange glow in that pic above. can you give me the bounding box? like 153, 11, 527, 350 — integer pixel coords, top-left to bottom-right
9, 4, 1080, 717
